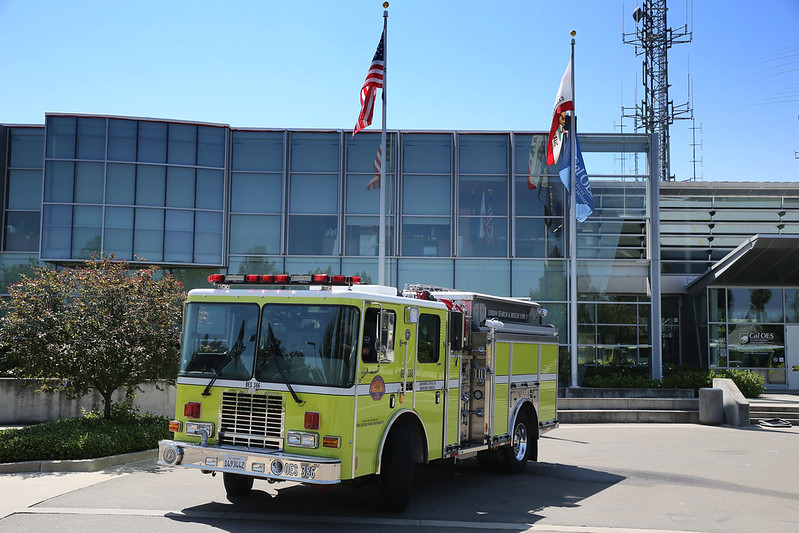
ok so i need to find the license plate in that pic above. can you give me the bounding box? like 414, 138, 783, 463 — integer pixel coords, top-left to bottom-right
223, 455, 247, 470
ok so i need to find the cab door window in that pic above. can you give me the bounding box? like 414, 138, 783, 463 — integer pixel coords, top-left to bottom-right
418, 313, 440, 363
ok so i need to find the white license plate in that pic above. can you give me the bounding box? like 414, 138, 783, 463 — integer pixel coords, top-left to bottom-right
223, 455, 247, 470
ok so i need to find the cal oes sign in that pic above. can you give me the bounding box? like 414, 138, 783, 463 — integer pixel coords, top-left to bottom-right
370, 375, 386, 401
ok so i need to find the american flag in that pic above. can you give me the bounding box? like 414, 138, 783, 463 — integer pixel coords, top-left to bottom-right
366, 146, 382, 190
353, 30, 385, 136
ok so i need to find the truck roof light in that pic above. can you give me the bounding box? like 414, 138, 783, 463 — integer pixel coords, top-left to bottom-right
206, 273, 363, 287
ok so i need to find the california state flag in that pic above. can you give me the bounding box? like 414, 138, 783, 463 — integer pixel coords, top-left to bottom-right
546, 60, 574, 166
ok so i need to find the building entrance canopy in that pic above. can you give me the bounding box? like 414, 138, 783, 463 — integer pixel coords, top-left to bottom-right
688, 235, 799, 296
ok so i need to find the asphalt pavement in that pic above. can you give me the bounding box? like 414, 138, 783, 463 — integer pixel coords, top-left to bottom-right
1, 421, 798, 532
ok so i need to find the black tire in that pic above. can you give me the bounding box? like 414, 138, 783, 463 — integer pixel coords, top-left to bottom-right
223, 472, 254, 497
379, 423, 415, 512
501, 411, 534, 474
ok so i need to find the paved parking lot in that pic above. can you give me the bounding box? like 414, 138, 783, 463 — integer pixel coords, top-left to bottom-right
2, 422, 798, 532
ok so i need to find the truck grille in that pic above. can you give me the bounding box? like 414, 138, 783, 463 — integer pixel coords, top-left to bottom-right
218, 391, 284, 450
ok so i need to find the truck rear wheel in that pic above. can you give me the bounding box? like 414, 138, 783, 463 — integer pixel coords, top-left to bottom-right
501, 411, 533, 474
223, 472, 254, 497
379, 423, 415, 512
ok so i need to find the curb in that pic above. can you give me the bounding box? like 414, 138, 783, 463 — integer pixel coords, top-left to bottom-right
0, 448, 158, 474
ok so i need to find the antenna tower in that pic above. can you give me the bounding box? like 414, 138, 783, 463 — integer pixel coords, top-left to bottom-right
623, 0, 692, 181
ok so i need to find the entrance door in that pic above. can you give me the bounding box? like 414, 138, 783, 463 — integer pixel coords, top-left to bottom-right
786, 325, 799, 391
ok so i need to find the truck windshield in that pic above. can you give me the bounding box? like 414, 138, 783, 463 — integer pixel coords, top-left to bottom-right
255, 304, 360, 388
179, 302, 259, 379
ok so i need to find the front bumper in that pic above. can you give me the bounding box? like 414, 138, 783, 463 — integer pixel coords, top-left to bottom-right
158, 440, 341, 484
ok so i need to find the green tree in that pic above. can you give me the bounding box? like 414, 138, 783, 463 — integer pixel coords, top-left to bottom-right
0, 255, 185, 418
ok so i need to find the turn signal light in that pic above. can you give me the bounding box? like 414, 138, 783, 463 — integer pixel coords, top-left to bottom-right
168, 420, 182, 433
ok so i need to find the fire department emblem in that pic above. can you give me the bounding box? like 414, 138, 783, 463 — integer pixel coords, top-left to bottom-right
370, 375, 386, 401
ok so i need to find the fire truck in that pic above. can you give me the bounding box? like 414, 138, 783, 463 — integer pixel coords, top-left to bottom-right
158, 273, 559, 511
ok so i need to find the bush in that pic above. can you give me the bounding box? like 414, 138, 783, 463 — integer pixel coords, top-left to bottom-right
0, 405, 170, 463
582, 365, 659, 389
714, 368, 766, 399
661, 364, 713, 393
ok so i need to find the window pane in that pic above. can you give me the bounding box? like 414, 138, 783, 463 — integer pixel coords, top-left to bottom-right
230, 214, 281, 254
345, 216, 378, 256
197, 126, 226, 167
194, 211, 222, 264
401, 217, 450, 257
459, 134, 507, 174
44, 161, 74, 202
787, 290, 799, 323
167, 123, 197, 165
402, 175, 450, 215
134, 208, 164, 261
46, 116, 76, 159
516, 218, 564, 258
231, 173, 282, 213
166, 167, 195, 208
74, 162, 104, 204
9, 128, 44, 168
459, 176, 507, 216
108, 119, 137, 161
228, 255, 283, 275
418, 313, 440, 363
42, 205, 72, 258
8, 170, 43, 210
514, 134, 548, 175
196, 169, 224, 210
455, 259, 510, 297
4, 211, 40, 252
728, 288, 783, 323
402, 134, 451, 173
290, 132, 339, 172
71, 206, 102, 259
232, 131, 283, 171
0, 253, 43, 292
164, 209, 194, 262
137, 122, 167, 163
284, 256, 341, 275
511, 259, 567, 300
346, 133, 395, 173
515, 174, 565, 217
76, 117, 106, 160
288, 215, 338, 255
397, 258, 453, 289
290, 174, 338, 214
103, 207, 133, 259
457, 215, 507, 257
347, 174, 383, 215
136, 165, 166, 206
106, 164, 135, 204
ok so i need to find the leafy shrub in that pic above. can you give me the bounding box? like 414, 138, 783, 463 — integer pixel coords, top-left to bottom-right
0, 405, 170, 463
713, 368, 766, 399
581, 365, 659, 388
661, 364, 713, 393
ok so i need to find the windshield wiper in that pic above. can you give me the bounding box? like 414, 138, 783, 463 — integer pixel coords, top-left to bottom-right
266, 323, 304, 406
202, 320, 246, 397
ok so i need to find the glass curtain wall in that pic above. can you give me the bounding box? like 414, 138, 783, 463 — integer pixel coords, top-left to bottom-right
1, 126, 45, 293
708, 287, 799, 386
41, 116, 226, 266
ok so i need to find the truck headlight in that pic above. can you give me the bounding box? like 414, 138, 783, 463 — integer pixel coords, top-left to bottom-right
185, 421, 215, 438
286, 431, 318, 449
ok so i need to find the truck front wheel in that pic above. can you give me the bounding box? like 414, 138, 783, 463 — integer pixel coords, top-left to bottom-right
223, 472, 254, 497
379, 423, 415, 512
501, 412, 533, 474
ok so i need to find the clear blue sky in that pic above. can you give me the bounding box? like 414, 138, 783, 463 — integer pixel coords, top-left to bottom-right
1, 0, 797, 182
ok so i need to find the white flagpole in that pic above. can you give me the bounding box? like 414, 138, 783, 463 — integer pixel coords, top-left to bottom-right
378, 3, 389, 286
569, 31, 579, 388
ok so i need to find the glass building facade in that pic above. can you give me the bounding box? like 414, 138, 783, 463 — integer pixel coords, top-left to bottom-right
3, 113, 799, 389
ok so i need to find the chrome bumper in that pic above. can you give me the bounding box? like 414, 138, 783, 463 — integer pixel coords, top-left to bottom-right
157, 440, 341, 484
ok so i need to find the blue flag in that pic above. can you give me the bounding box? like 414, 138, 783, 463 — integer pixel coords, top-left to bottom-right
558, 135, 595, 222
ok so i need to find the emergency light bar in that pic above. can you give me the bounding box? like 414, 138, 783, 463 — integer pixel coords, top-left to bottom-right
208, 273, 362, 286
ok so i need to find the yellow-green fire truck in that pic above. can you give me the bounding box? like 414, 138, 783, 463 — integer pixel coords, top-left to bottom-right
158, 273, 559, 511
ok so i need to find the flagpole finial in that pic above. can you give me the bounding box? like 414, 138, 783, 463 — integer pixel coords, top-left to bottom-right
383, 1, 389, 7
570, 30, 576, 37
